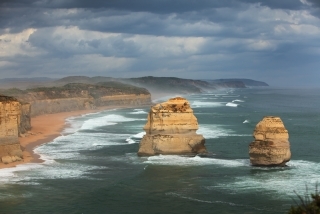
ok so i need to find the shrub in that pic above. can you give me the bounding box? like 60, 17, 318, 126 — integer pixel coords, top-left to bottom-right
289, 186, 320, 214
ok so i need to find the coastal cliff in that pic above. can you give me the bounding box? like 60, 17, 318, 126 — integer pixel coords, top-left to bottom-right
138, 97, 206, 156
19, 103, 31, 135
249, 116, 291, 166
1, 82, 152, 117
0, 95, 24, 164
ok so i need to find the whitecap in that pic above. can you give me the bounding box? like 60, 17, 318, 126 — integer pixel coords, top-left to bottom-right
197, 125, 250, 138
63, 117, 84, 134
0, 163, 45, 184
213, 160, 320, 197
198, 125, 232, 139
132, 131, 146, 138
129, 110, 148, 114
144, 155, 249, 167
80, 114, 141, 130
125, 139, 136, 144
226, 102, 238, 107
125, 131, 146, 144
232, 99, 245, 103
192, 101, 224, 108
243, 120, 250, 123
34, 132, 132, 160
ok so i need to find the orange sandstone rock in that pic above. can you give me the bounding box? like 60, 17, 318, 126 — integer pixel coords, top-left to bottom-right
0, 95, 24, 164
249, 116, 291, 166
138, 97, 206, 156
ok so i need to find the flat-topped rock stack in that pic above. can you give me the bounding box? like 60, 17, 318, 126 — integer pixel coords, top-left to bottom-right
138, 97, 206, 156
249, 116, 291, 166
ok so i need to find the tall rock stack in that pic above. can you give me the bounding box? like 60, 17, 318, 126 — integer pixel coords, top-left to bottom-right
249, 116, 291, 166
0, 95, 24, 164
138, 97, 206, 156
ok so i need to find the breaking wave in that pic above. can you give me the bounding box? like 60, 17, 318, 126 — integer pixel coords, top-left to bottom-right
129, 109, 148, 114
144, 155, 249, 167
126, 131, 146, 144
226, 102, 238, 107
80, 114, 143, 130
192, 101, 224, 108
232, 99, 245, 103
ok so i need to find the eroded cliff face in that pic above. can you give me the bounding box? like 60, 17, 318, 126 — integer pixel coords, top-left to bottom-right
0, 95, 23, 164
138, 97, 206, 156
249, 116, 291, 166
29, 98, 95, 116
19, 103, 31, 135
8, 83, 152, 116
26, 94, 151, 116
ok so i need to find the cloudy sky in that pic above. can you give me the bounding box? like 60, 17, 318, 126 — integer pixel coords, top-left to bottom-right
1, 0, 320, 86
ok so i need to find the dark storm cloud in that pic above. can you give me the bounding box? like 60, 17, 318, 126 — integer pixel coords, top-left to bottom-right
307, 0, 320, 7
240, 0, 305, 10
27, 27, 141, 58
0, 6, 281, 39
0, 0, 307, 12
0, 0, 311, 37
1, 0, 320, 86
1, 0, 240, 12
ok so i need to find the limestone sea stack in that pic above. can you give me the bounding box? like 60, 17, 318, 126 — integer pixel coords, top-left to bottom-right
138, 97, 206, 156
249, 116, 291, 166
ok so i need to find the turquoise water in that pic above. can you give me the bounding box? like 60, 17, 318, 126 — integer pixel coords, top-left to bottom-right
1, 88, 320, 213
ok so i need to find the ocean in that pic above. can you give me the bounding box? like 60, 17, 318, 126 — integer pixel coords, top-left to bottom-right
1, 87, 320, 214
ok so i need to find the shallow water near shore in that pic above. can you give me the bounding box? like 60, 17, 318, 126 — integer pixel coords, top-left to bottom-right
1, 87, 320, 213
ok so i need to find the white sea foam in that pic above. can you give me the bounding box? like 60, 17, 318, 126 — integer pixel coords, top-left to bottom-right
197, 125, 250, 138
0, 163, 44, 184
192, 101, 224, 108
198, 125, 232, 139
212, 160, 320, 197
144, 155, 249, 167
232, 99, 245, 103
243, 120, 250, 123
63, 110, 119, 134
80, 114, 140, 130
129, 110, 148, 114
226, 102, 238, 107
125, 139, 136, 144
34, 132, 132, 161
133, 108, 144, 111
63, 117, 84, 134
134, 132, 146, 138
126, 132, 146, 144
0, 109, 170, 186
0, 160, 107, 187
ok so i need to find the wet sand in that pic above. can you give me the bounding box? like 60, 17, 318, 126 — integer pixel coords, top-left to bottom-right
0, 106, 125, 169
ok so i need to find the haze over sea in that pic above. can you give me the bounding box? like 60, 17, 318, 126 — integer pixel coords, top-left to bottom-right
1, 87, 320, 214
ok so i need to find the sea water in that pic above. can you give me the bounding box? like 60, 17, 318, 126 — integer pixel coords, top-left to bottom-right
1, 87, 320, 214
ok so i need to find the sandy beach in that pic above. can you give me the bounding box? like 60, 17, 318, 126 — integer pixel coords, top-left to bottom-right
0, 106, 125, 169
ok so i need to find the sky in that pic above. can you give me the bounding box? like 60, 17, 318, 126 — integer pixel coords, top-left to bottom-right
0, 0, 320, 87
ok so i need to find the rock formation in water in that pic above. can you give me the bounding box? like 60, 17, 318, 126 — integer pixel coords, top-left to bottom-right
249, 116, 291, 166
138, 97, 206, 156
0, 95, 24, 164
